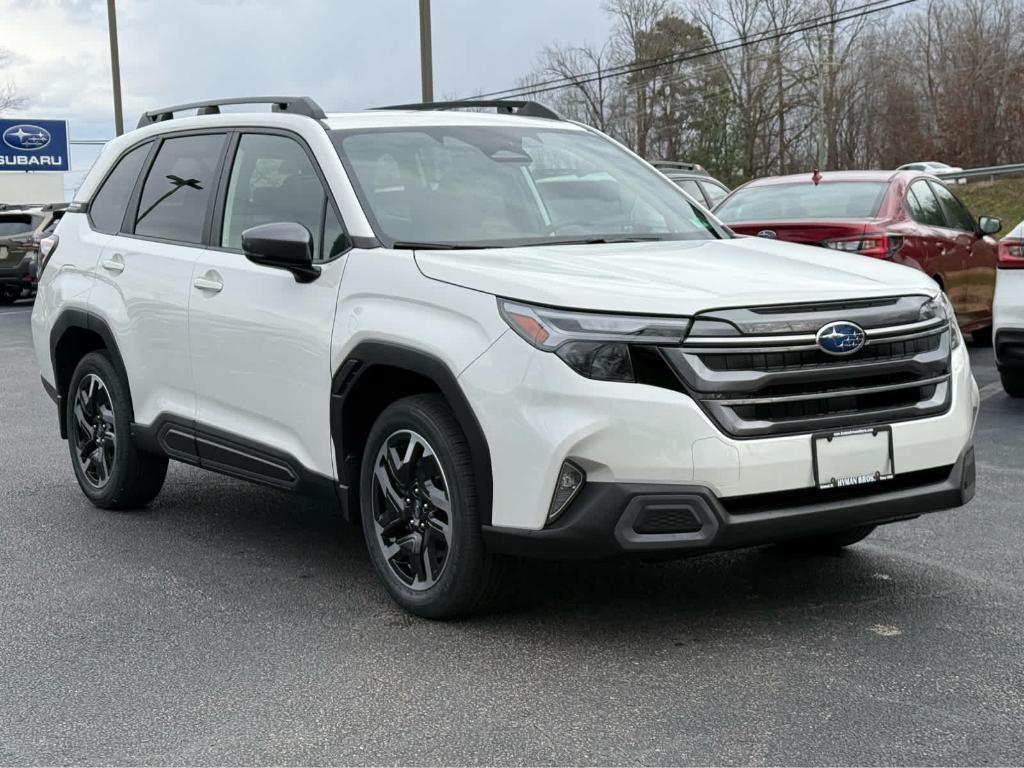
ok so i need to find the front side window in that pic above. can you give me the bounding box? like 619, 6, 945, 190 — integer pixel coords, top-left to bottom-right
715, 181, 888, 222
89, 142, 151, 234
906, 180, 947, 228
135, 134, 226, 244
929, 181, 975, 232
221, 133, 341, 260
332, 125, 720, 248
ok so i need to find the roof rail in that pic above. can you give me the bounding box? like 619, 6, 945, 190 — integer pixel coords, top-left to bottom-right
651, 160, 706, 173
375, 99, 562, 121
137, 96, 327, 128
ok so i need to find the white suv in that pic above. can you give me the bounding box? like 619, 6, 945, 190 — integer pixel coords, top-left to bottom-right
995, 220, 1024, 396
33, 97, 980, 618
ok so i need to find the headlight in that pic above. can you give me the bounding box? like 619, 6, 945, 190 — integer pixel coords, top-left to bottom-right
922, 292, 960, 348
498, 299, 690, 382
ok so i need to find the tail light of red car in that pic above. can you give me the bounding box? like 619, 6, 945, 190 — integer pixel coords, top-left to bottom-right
997, 239, 1024, 269
822, 233, 904, 259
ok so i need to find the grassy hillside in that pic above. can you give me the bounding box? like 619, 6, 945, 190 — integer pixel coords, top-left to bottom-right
956, 176, 1024, 235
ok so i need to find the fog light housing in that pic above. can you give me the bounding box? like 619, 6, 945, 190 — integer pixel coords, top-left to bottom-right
547, 460, 585, 524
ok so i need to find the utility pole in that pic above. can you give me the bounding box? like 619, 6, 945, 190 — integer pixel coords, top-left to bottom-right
106, 0, 124, 136
419, 0, 433, 103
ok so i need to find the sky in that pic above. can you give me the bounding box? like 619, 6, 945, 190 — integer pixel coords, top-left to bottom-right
0, 0, 612, 195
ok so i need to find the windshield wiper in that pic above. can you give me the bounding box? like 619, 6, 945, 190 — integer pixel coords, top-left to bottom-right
391, 241, 489, 250
543, 235, 666, 246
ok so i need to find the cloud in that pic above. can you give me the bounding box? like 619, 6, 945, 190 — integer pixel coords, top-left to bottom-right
1, 0, 610, 136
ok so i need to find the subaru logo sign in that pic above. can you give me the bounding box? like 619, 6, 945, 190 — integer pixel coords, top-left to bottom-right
757, 229, 777, 239
816, 321, 866, 355
3, 124, 51, 151
0, 118, 69, 171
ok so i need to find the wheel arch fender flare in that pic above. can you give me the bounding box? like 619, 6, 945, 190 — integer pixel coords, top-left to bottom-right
331, 341, 494, 525
49, 309, 133, 438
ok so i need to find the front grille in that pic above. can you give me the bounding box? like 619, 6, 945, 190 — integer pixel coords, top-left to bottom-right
662, 296, 953, 437
699, 333, 941, 372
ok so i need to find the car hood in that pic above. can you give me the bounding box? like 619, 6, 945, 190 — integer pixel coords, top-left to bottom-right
413, 237, 937, 315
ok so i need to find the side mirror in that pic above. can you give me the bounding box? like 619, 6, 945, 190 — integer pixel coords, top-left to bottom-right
241, 222, 320, 283
978, 216, 1002, 237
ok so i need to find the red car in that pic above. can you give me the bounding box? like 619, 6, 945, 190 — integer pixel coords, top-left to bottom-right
713, 170, 1003, 340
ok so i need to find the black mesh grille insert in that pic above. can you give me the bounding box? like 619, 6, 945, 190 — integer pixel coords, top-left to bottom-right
633, 505, 703, 534
699, 333, 941, 372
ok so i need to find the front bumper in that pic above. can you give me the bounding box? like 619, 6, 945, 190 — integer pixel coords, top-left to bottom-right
484, 446, 975, 559
460, 331, 979, 531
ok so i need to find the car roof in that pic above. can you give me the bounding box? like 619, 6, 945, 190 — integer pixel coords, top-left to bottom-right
738, 170, 913, 188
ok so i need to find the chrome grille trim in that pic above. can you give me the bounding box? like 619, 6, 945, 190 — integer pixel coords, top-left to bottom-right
711, 374, 950, 406
662, 296, 953, 438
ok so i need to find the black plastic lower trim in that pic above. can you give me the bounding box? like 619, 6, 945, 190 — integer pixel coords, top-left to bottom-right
132, 414, 339, 504
483, 447, 975, 560
995, 329, 1024, 369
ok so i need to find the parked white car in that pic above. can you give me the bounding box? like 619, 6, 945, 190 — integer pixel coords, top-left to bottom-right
896, 161, 966, 183
994, 220, 1024, 396
32, 97, 980, 618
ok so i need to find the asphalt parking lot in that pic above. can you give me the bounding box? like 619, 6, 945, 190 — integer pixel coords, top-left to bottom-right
1, 299, 1023, 766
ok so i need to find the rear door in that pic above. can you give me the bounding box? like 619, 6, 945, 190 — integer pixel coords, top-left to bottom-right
904, 179, 966, 310
187, 130, 350, 479
930, 180, 997, 329
90, 132, 228, 426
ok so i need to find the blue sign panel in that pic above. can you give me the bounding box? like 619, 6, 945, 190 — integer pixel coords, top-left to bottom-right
0, 118, 70, 172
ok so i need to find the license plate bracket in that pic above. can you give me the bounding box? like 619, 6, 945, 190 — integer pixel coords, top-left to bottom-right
812, 426, 895, 490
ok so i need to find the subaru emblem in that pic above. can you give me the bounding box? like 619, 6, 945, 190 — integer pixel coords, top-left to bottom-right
757, 229, 777, 239
816, 321, 866, 355
3, 124, 52, 151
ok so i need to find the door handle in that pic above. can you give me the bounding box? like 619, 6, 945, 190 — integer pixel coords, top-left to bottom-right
101, 253, 125, 273
193, 272, 223, 293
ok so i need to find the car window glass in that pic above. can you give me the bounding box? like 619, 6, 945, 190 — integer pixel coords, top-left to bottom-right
135, 134, 226, 244
701, 181, 728, 207
929, 181, 975, 232
221, 133, 328, 258
0, 214, 37, 236
673, 177, 704, 201
322, 204, 349, 260
335, 126, 719, 247
906, 181, 946, 228
716, 182, 887, 222
89, 143, 150, 234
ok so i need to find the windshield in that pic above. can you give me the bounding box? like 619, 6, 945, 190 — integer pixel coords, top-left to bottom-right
716, 182, 888, 222
331, 125, 721, 248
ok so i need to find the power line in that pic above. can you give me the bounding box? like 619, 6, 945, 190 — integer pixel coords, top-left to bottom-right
471, 0, 919, 101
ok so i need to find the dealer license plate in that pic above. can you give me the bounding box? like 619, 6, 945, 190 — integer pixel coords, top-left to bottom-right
812, 426, 895, 490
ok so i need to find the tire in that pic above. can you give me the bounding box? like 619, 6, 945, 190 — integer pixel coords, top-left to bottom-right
971, 325, 993, 347
66, 351, 168, 510
777, 524, 876, 553
1001, 369, 1024, 398
359, 394, 510, 619
0, 286, 20, 306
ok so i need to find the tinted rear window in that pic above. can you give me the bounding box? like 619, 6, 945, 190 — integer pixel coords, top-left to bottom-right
716, 182, 888, 222
0, 214, 40, 236
90, 143, 151, 233
135, 134, 226, 244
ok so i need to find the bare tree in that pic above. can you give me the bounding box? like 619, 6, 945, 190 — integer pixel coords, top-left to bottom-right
0, 48, 26, 114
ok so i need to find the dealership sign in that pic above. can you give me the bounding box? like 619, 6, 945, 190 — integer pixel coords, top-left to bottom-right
0, 119, 70, 171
